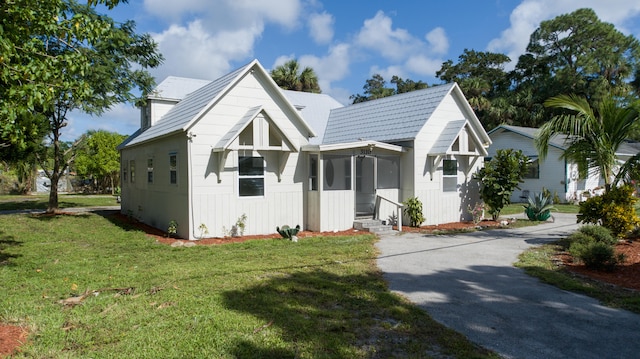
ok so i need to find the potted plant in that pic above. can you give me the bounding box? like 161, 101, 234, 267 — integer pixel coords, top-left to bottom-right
523, 192, 555, 221
277, 225, 300, 242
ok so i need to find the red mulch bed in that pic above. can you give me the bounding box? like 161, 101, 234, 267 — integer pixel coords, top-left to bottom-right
2, 215, 639, 357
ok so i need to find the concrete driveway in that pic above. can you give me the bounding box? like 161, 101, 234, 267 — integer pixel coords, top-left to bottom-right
376, 213, 640, 359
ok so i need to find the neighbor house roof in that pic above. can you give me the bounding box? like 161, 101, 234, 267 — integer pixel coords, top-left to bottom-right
322, 83, 463, 145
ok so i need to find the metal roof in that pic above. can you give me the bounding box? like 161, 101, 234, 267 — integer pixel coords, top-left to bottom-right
281, 90, 344, 145
124, 61, 254, 147
322, 83, 456, 144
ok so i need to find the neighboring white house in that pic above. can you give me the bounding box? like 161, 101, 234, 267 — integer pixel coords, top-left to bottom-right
488, 124, 640, 203
118, 59, 491, 239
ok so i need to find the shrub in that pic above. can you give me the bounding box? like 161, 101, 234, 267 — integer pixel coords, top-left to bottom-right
577, 185, 640, 237
403, 196, 425, 227
569, 240, 624, 271
578, 225, 617, 245
561, 231, 593, 250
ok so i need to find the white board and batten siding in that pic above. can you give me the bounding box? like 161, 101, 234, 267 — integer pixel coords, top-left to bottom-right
120, 133, 190, 238
186, 72, 309, 238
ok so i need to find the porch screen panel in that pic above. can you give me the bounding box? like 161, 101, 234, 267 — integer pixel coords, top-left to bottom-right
323, 155, 351, 190
377, 155, 400, 189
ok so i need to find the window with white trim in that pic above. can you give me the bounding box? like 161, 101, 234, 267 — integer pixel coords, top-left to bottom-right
239, 156, 264, 196
443, 159, 457, 192
323, 155, 351, 190
129, 160, 135, 183
147, 158, 154, 184
169, 153, 177, 185
309, 154, 318, 191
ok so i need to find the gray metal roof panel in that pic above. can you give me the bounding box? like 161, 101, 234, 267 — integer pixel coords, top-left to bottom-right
322, 83, 454, 144
124, 62, 252, 147
430, 120, 466, 154
282, 90, 344, 144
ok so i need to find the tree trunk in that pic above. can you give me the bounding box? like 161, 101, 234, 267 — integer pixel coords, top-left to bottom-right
47, 132, 62, 213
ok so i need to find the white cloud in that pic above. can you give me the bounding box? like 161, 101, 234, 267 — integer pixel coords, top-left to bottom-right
488, 0, 640, 65
405, 55, 443, 77
151, 20, 261, 81
425, 27, 449, 54
355, 11, 421, 61
299, 43, 351, 92
308, 12, 334, 44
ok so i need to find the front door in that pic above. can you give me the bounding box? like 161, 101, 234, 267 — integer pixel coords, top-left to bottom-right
355, 156, 375, 217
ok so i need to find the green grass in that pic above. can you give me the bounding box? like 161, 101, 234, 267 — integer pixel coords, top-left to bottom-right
515, 244, 640, 314
0, 213, 496, 358
0, 194, 119, 211
499, 203, 580, 216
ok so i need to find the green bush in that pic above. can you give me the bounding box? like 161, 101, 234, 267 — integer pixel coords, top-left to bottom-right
561, 231, 593, 250
403, 196, 425, 227
577, 185, 640, 237
578, 225, 617, 245
569, 240, 624, 270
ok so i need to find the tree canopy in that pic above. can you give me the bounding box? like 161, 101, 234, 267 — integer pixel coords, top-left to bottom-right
270, 59, 321, 93
74, 130, 126, 194
1, 0, 163, 211
350, 74, 428, 104
437, 8, 640, 131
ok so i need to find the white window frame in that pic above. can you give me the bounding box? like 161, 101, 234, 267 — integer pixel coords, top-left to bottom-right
238, 155, 265, 197
169, 153, 178, 185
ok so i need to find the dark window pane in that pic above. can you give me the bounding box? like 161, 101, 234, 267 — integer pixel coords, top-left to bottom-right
239, 156, 264, 175
239, 178, 264, 196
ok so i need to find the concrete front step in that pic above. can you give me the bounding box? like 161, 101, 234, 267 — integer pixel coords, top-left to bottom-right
353, 219, 394, 234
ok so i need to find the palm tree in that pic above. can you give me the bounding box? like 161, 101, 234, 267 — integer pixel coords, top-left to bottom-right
270, 59, 321, 93
536, 94, 640, 188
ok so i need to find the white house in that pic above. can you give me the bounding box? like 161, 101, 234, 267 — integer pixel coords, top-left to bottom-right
118, 60, 491, 239
488, 124, 640, 203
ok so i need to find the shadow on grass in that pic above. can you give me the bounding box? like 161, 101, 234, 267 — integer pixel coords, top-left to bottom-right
222, 269, 489, 359
0, 231, 22, 266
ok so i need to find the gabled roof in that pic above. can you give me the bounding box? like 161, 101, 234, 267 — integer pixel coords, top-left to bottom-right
488, 125, 568, 150
149, 76, 211, 101
282, 90, 344, 145
321, 82, 489, 146
121, 60, 316, 148
429, 119, 488, 156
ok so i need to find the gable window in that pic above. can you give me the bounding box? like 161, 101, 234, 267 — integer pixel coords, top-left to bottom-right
309, 154, 318, 191
169, 153, 177, 184
524, 158, 540, 179
239, 156, 264, 196
443, 159, 457, 192
323, 155, 351, 191
147, 158, 154, 183
129, 160, 135, 183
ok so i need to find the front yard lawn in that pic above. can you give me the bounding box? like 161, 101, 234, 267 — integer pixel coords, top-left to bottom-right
0, 212, 495, 358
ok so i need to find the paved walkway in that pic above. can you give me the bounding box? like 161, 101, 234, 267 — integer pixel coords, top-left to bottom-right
376, 213, 640, 359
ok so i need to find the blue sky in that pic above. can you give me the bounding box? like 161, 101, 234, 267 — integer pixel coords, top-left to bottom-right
63, 0, 640, 141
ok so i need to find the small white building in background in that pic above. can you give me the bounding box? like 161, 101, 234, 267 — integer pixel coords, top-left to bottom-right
488, 125, 640, 203
118, 60, 491, 239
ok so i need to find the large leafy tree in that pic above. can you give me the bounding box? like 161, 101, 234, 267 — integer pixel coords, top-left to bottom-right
436, 49, 511, 129
74, 130, 127, 194
474, 149, 530, 220
536, 94, 640, 188
1, 0, 163, 212
350, 74, 428, 104
270, 59, 321, 93
511, 8, 640, 127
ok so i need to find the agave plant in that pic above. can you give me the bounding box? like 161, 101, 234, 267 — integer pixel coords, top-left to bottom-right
523, 192, 555, 221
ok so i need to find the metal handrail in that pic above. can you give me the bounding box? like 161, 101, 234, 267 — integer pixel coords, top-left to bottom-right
374, 194, 404, 232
